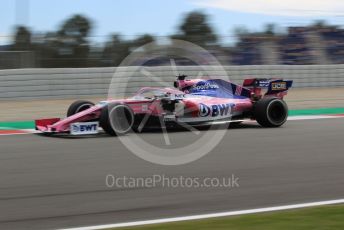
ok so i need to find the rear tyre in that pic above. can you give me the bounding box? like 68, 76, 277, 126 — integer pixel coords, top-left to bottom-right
67, 100, 95, 117
254, 97, 288, 127
100, 103, 135, 136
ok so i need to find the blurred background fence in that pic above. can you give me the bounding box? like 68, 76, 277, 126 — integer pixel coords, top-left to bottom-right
1, 65, 344, 100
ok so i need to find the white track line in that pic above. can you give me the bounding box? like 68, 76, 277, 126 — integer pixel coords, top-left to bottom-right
288, 115, 343, 121
0, 129, 39, 136
212, 114, 343, 125
61, 198, 344, 230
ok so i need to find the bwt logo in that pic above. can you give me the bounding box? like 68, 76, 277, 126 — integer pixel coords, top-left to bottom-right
71, 123, 98, 133
72, 124, 80, 132
271, 82, 287, 90
79, 124, 97, 131
199, 103, 231, 117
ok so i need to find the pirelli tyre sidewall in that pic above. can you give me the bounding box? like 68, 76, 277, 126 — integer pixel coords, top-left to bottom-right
100, 103, 135, 136
254, 97, 288, 127
67, 100, 95, 117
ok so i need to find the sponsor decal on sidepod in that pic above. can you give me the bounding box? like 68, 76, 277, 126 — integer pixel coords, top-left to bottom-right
199, 103, 232, 117
192, 82, 219, 91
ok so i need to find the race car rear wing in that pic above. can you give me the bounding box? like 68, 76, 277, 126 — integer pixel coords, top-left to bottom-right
243, 78, 293, 99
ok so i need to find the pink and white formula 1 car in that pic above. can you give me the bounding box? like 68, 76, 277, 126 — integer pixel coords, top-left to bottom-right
35, 75, 293, 136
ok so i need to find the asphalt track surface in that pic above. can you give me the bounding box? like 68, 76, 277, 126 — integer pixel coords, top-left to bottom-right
1, 118, 344, 229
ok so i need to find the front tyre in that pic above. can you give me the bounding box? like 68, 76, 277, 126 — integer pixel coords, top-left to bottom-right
100, 103, 135, 136
67, 100, 95, 117
254, 97, 288, 127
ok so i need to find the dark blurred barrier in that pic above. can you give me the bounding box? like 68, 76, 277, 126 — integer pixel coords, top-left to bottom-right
0, 51, 36, 69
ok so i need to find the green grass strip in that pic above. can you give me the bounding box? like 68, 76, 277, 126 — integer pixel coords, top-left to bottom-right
0, 120, 35, 130
115, 205, 344, 230
289, 107, 344, 116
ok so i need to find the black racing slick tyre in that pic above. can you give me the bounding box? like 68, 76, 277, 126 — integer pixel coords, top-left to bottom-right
99, 103, 135, 136
254, 97, 288, 127
67, 100, 95, 117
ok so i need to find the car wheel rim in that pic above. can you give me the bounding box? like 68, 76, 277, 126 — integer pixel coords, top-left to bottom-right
109, 105, 134, 134
267, 100, 287, 125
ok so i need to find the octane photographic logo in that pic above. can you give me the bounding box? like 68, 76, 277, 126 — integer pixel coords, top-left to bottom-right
108, 39, 231, 165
